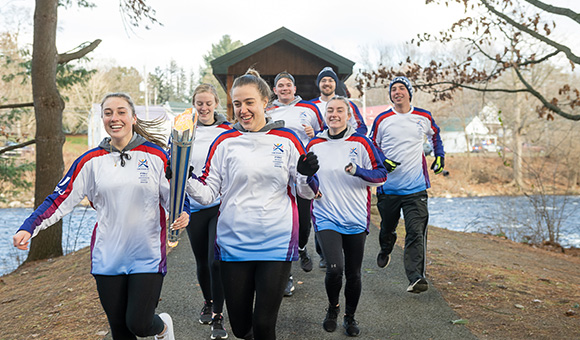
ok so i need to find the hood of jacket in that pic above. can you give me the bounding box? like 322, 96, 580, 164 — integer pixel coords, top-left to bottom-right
98, 133, 148, 153
198, 112, 228, 127
316, 124, 356, 141
232, 117, 285, 132
270, 95, 303, 108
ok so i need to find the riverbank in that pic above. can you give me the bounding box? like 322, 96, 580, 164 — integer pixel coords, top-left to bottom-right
3, 143, 579, 209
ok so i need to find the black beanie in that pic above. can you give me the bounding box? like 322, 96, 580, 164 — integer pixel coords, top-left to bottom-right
316, 67, 339, 88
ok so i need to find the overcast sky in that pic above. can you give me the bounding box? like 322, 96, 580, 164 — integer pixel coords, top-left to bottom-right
1, 0, 579, 76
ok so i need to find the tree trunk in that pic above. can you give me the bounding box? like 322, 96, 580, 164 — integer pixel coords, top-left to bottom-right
27, 0, 65, 262
513, 99, 524, 189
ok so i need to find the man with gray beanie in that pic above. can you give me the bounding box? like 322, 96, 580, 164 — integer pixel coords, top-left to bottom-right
310, 67, 367, 135
368, 76, 445, 294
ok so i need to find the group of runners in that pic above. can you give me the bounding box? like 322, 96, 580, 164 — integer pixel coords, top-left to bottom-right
13, 66, 445, 340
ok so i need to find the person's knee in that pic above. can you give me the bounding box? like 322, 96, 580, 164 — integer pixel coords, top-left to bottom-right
405, 225, 425, 239
326, 262, 343, 279
345, 269, 361, 283
107, 317, 127, 333
210, 258, 220, 272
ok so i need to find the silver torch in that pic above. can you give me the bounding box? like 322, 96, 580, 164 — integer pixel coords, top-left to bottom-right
168, 108, 197, 247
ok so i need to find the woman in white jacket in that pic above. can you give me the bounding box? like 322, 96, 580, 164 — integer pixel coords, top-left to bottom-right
307, 96, 387, 337
186, 69, 320, 340
13, 93, 189, 340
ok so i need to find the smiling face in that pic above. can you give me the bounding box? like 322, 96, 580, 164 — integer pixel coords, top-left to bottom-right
194, 91, 218, 125
102, 96, 136, 148
325, 98, 351, 135
390, 82, 411, 111
232, 84, 268, 132
273, 77, 296, 105
319, 76, 336, 97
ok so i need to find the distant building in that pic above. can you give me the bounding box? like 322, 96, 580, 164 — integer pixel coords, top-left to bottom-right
437, 103, 501, 153
211, 27, 355, 120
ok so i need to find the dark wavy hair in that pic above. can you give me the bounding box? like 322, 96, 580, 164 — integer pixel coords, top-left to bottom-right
100, 92, 167, 149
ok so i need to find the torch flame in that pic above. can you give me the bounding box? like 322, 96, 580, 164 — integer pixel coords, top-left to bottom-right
174, 108, 196, 132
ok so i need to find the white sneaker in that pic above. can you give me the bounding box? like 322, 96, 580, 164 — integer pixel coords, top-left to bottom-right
155, 313, 175, 340
406, 278, 429, 294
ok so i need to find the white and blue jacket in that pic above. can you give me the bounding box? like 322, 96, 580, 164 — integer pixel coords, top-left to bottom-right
18, 134, 174, 276
369, 106, 444, 195
307, 126, 387, 235
186, 119, 319, 262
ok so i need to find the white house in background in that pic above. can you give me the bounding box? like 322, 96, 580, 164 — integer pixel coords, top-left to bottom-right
437, 103, 501, 153
88, 103, 178, 148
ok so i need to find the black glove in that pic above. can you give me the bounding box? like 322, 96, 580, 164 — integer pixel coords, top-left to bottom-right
383, 158, 401, 173
189, 166, 194, 178
165, 159, 172, 180
297, 152, 319, 177
430, 156, 445, 174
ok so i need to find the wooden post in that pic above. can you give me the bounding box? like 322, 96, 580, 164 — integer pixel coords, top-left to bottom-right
226, 74, 234, 121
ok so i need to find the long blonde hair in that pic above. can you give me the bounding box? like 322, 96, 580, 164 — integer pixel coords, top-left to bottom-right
100, 93, 167, 149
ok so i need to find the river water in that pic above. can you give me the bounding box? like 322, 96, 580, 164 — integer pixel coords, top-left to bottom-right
1, 195, 579, 276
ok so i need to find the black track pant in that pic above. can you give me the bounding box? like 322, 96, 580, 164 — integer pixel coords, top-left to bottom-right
186, 205, 224, 314
94, 273, 164, 340
220, 261, 291, 340
376, 190, 429, 283
316, 230, 366, 316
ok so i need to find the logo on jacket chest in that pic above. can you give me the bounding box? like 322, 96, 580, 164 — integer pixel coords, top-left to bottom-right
138, 159, 149, 183
272, 143, 285, 168
349, 147, 358, 163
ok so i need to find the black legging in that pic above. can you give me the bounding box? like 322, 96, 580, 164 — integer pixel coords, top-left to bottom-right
186, 204, 225, 314
94, 273, 164, 340
316, 230, 366, 316
220, 261, 292, 340
297, 196, 312, 249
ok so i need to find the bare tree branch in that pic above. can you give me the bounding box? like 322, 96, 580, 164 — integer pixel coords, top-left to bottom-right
481, 0, 580, 64
513, 67, 580, 121
523, 0, 580, 25
418, 81, 531, 94
518, 49, 561, 67
0, 102, 34, 110
57, 39, 102, 64
0, 139, 36, 155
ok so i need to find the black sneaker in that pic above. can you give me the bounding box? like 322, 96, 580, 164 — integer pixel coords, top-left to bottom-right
199, 301, 213, 324
323, 305, 340, 332
407, 278, 429, 294
319, 257, 327, 269
343, 314, 360, 337
284, 275, 295, 297
299, 249, 313, 272
377, 252, 391, 268
210, 314, 228, 339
